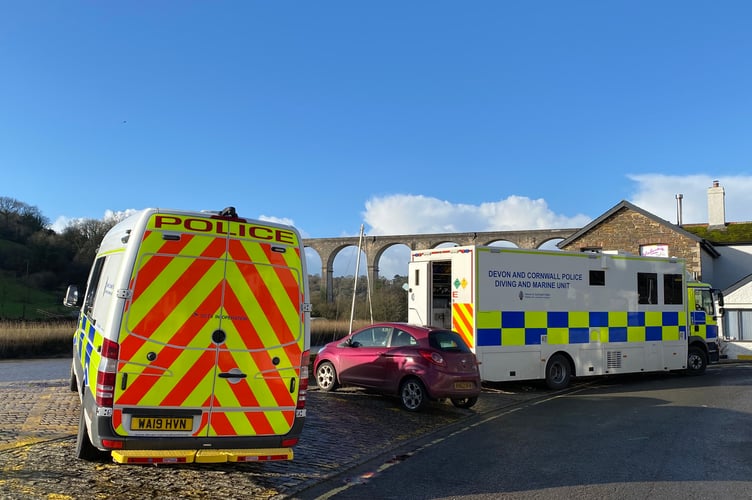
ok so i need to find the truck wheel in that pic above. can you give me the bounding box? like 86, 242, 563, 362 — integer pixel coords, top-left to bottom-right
400, 377, 427, 411
315, 361, 339, 392
75, 405, 102, 461
545, 353, 571, 390
687, 346, 708, 375
451, 397, 478, 409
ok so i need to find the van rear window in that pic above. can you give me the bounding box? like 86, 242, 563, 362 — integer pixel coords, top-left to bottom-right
428, 331, 471, 352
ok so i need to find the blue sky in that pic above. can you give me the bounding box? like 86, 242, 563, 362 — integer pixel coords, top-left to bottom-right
2, 2, 751, 277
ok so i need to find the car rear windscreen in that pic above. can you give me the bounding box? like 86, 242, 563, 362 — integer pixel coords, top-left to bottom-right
428, 330, 472, 352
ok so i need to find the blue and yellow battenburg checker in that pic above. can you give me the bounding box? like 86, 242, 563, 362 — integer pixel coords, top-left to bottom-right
473, 309, 697, 347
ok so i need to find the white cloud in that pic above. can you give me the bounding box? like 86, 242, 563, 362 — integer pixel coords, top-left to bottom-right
259, 214, 295, 226
627, 174, 752, 224
103, 208, 139, 223
50, 216, 72, 233
362, 194, 592, 235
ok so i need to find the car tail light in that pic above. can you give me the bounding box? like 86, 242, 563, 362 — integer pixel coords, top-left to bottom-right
95, 338, 119, 407
297, 350, 310, 410
418, 350, 445, 366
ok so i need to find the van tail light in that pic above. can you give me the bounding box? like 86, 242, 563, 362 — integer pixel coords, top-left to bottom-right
96, 338, 119, 407
296, 351, 310, 410
101, 439, 124, 449
418, 350, 446, 367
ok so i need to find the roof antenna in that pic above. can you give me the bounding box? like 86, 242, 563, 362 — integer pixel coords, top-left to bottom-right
220, 206, 237, 217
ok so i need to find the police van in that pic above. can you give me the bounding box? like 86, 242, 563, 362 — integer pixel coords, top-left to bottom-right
64, 207, 311, 464
406, 245, 723, 389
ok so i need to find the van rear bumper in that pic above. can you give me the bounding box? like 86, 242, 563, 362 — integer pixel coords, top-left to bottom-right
84, 395, 305, 452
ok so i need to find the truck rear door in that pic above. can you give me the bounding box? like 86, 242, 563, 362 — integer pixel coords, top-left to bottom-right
407, 260, 431, 325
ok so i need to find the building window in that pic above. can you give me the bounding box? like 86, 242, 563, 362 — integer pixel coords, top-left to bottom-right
725, 310, 752, 341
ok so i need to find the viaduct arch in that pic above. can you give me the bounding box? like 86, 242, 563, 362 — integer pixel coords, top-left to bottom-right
303, 228, 577, 302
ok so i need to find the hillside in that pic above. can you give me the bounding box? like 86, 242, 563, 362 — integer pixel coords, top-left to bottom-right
0, 271, 73, 320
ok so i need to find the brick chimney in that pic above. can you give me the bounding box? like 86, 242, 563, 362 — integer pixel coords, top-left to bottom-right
707, 180, 726, 229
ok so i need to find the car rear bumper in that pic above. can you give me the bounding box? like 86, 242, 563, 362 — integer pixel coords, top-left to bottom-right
423, 372, 482, 400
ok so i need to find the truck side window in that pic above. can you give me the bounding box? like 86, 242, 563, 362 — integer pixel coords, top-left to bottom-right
637, 272, 658, 305
696, 289, 714, 315
663, 274, 683, 305
589, 270, 605, 286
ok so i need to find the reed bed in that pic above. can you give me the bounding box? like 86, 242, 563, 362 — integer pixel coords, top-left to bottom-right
0, 320, 75, 359
0, 319, 373, 359
310, 319, 372, 346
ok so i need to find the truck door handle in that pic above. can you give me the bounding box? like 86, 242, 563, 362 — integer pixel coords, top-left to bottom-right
218, 372, 247, 379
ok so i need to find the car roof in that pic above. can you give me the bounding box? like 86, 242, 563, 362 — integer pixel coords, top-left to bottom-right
356, 322, 449, 336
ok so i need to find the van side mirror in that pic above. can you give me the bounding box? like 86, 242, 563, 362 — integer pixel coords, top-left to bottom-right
63, 285, 80, 307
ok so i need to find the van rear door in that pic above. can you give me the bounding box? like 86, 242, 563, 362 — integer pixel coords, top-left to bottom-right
113, 213, 305, 439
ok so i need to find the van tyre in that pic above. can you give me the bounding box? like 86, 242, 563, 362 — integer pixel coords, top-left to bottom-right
400, 377, 427, 411
315, 361, 339, 392
545, 353, 572, 390
687, 346, 708, 375
69, 364, 77, 392
75, 405, 102, 461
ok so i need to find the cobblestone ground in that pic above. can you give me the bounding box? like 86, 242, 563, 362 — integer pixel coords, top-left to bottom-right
0, 379, 542, 499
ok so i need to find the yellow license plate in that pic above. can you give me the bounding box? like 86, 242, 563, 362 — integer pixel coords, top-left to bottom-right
131, 417, 192, 432
454, 381, 474, 390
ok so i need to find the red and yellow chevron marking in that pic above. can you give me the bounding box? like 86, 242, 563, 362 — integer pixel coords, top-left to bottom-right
452, 303, 475, 350
113, 215, 305, 438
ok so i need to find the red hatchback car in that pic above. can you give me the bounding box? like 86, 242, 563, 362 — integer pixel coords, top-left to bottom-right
314, 322, 481, 411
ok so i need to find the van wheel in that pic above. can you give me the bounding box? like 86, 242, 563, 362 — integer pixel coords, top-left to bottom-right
75, 405, 102, 461
687, 346, 707, 375
315, 362, 339, 392
451, 397, 478, 409
400, 377, 427, 411
545, 354, 571, 390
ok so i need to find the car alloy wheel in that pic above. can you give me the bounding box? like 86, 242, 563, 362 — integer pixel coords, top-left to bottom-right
400, 377, 426, 411
315, 361, 339, 392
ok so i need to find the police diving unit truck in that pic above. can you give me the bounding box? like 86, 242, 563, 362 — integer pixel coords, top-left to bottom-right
406, 245, 723, 389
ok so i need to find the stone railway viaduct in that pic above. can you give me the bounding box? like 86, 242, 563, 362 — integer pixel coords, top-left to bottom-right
303, 228, 577, 302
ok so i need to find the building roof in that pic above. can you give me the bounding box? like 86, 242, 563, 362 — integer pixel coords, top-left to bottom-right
681, 222, 752, 245
557, 200, 721, 258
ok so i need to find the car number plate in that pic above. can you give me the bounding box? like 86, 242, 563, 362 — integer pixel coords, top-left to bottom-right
454, 381, 473, 390
131, 416, 192, 432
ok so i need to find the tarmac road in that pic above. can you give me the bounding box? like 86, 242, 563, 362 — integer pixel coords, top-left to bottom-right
0, 357, 70, 382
